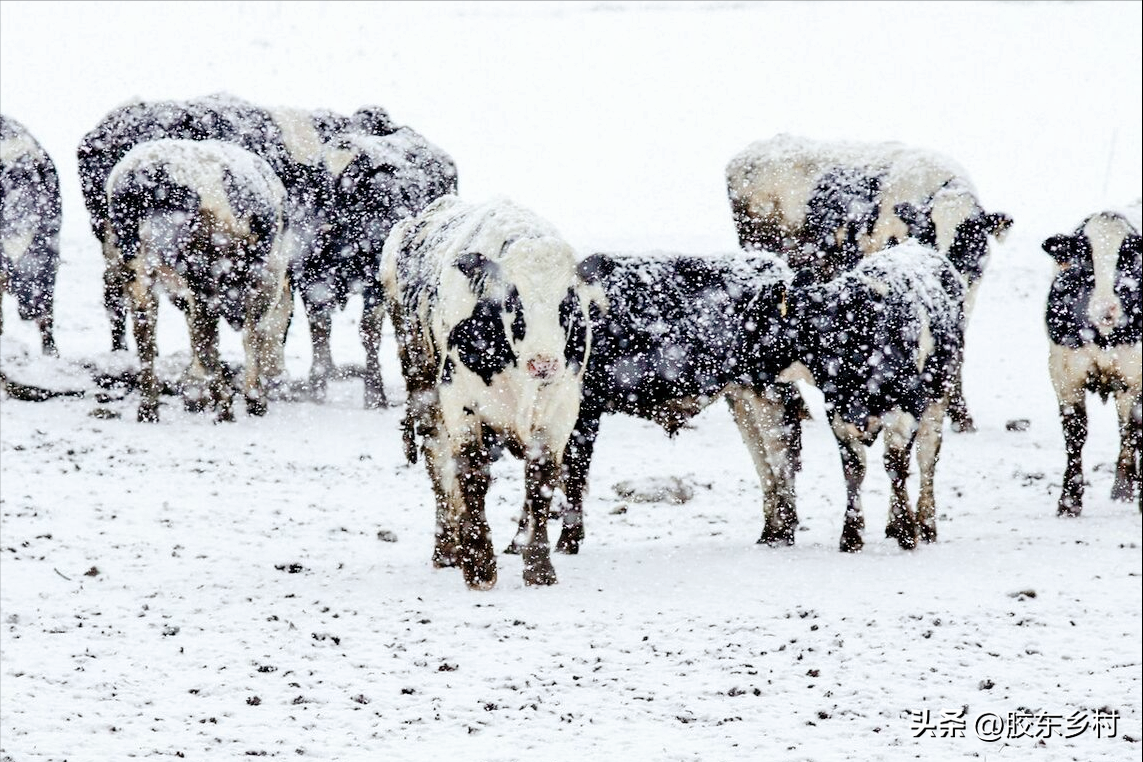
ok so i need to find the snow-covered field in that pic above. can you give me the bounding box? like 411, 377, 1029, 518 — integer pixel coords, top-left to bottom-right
1, 2, 1140, 759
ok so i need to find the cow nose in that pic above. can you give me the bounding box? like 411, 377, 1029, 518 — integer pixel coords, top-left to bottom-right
527, 354, 561, 381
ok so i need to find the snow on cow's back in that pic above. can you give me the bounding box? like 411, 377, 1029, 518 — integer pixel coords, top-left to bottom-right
107, 139, 286, 232
847, 239, 966, 339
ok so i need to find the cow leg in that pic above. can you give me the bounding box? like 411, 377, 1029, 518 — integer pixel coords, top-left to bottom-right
520, 448, 559, 586
454, 434, 497, 590
35, 314, 57, 357
103, 237, 131, 352
915, 399, 948, 543
882, 412, 919, 550
831, 417, 868, 553
419, 419, 460, 569
727, 387, 798, 546
1058, 399, 1088, 516
306, 304, 334, 402
245, 277, 293, 416
188, 302, 232, 423
361, 289, 388, 409
948, 372, 975, 433
127, 265, 160, 423
1111, 389, 1142, 502
555, 412, 600, 555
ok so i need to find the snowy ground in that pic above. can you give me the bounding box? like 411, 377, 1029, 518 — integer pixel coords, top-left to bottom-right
1, 2, 1141, 760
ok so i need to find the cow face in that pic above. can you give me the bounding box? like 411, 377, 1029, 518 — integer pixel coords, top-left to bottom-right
444, 239, 594, 390
1044, 212, 1142, 337
895, 195, 1013, 284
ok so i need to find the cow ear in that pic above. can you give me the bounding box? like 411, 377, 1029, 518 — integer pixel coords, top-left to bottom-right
577, 253, 616, 283
1042, 234, 1076, 265
456, 251, 498, 281
986, 212, 1014, 241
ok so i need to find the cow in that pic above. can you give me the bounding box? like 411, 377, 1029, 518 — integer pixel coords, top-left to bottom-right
1, 115, 61, 355
777, 240, 966, 552
507, 251, 802, 555
1043, 202, 1142, 515
726, 134, 1012, 432
106, 139, 292, 423
381, 195, 600, 590
303, 130, 457, 407
77, 93, 456, 405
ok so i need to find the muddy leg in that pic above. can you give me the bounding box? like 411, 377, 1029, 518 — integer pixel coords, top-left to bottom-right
104, 239, 131, 352
127, 267, 159, 423
306, 303, 334, 402
555, 413, 599, 555
520, 448, 559, 586
727, 387, 798, 546
361, 289, 388, 409
948, 371, 975, 434
1112, 390, 1141, 503
189, 303, 231, 423
915, 399, 948, 544
882, 414, 919, 550
831, 417, 868, 553
37, 314, 57, 356
1058, 399, 1087, 516
455, 435, 497, 590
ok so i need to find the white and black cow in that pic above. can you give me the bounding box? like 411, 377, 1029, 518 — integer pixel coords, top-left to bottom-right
78, 93, 456, 405
514, 252, 802, 554
726, 134, 1012, 431
779, 240, 966, 551
1, 115, 61, 355
106, 139, 292, 423
382, 195, 600, 589
1043, 202, 1142, 515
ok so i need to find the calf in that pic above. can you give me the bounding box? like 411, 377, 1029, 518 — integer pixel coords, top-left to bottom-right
106, 139, 292, 422
78, 94, 456, 405
382, 195, 599, 589
1043, 203, 1142, 514
726, 134, 1012, 431
780, 240, 965, 551
1, 115, 61, 355
520, 252, 802, 554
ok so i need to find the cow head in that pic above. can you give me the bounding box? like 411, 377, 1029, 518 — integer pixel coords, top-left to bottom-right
895, 191, 1013, 284
1043, 211, 1142, 336
445, 238, 599, 389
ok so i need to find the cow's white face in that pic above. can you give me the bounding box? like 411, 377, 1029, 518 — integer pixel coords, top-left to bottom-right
1083, 213, 1134, 335
435, 235, 595, 446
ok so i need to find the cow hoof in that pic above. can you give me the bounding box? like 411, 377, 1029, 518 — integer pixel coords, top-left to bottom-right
501, 540, 522, 555
137, 404, 160, 423
459, 544, 498, 590
523, 546, 558, 586
183, 396, 208, 414
758, 525, 796, 547
42, 343, 59, 358
895, 531, 918, 551
918, 523, 937, 544
1057, 502, 1082, 518
950, 418, 977, 434
1111, 478, 1136, 503
555, 526, 583, 555
246, 397, 268, 417
214, 408, 236, 424
839, 528, 864, 553
364, 387, 389, 410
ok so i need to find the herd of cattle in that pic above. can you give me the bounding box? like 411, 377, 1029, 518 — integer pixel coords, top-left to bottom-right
1, 95, 1140, 589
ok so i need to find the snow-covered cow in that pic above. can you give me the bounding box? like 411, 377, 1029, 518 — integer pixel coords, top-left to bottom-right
521, 252, 802, 554
77, 93, 456, 405
303, 130, 457, 407
382, 195, 599, 589
1043, 202, 1142, 515
779, 240, 966, 551
1, 115, 61, 355
106, 139, 292, 423
726, 134, 1012, 431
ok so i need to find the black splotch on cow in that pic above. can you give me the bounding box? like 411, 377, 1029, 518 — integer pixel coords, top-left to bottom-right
1, 115, 61, 355
106, 139, 292, 423
78, 93, 455, 406
518, 251, 802, 554
1043, 201, 1142, 515
381, 195, 600, 590
726, 134, 1012, 432
781, 240, 966, 551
